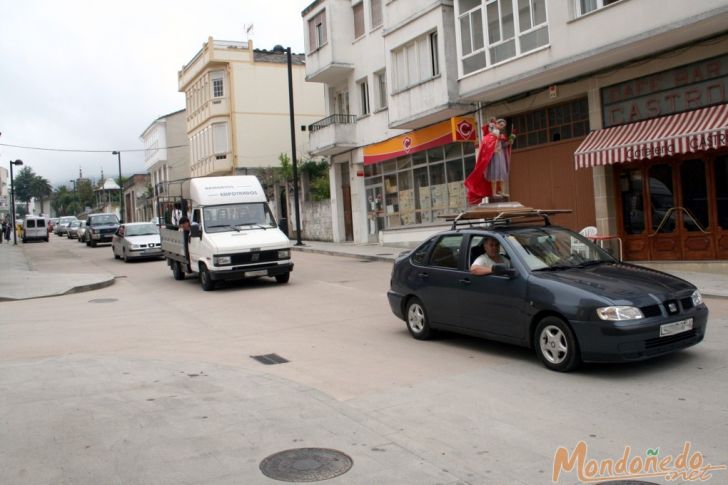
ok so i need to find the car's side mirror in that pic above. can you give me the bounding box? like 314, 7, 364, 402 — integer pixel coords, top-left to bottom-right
491, 263, 516, 277
190, 224, 202, 238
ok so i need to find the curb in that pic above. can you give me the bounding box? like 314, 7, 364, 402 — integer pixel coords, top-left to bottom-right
0, 276, 116, 302
291, 246, 398, 263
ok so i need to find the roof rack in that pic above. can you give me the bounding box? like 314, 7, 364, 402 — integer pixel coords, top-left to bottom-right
446, 206, 572, 230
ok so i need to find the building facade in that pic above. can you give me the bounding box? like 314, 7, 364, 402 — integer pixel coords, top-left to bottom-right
303, 0, 728, 261
140, 109, 190, 218
177, 38, 326, 179
122, 174, 152, 223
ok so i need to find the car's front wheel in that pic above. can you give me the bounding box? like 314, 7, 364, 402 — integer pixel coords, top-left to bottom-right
171, 260, 185, 280
199, 264, 215, 291
405, 297, 435, 340
275, 272, 290, 284
534, 317, 581, 372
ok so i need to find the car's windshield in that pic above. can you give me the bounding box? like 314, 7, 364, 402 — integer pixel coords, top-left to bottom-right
203, 203, 276, 233
506, 227, 615, 271
92, 215, 119, 225
60, 217, 77, 223
124, 223, 159, 236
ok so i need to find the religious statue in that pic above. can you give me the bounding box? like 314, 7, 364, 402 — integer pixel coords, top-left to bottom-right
464, 118, 516, 205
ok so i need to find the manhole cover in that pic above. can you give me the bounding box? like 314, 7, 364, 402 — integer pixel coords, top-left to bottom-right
593, 481, 661, 485
260, 448, 353, 482
88, 298, 118, 303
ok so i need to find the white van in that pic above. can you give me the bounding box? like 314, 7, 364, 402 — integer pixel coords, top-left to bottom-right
23, 215, 49, 242
161, 176, 293, 291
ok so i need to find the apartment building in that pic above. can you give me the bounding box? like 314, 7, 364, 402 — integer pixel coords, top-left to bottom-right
303, 0, 728, 261
178, 38, 326, 179
140, 109, 190, 218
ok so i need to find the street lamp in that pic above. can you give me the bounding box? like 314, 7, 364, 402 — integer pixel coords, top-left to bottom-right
9, 159, 23, 245
69, 179, 77, 213
112, 151, 123, 223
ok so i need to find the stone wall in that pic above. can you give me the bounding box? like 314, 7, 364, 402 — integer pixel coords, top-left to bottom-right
287, 197, 333, 242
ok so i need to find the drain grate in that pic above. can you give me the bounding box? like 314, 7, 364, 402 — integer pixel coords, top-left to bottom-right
88, 298, 118, 303
260, 448, 352, 482
251, 353, 289, 365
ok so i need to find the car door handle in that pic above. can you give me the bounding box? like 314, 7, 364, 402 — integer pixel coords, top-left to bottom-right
417, 272, 429, 279
459, 278, 472, 286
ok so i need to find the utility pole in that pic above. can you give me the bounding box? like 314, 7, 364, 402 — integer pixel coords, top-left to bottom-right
286, 47, 303, 246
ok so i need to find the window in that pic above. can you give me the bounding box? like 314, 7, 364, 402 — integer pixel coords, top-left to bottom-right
456, 0, 548, 75
308, 9, 327, 51
336, 90, 350, 115
430, 235, 463, 269
212, 122, 228, 155
392, 32, 440, 92
576, 0, 622, 16
211, 71, 224, 98
375, 71, 387, 109
371, 0, 383, 29
509, 97, 589, 149
358, 78, 370, 116
353, 2, 365, 39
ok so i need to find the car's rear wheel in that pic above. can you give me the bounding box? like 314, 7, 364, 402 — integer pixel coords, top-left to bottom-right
405, 297, 435, 340
534, 317, 581, 372
172, 260, 185, 280
200, 264, 215, 291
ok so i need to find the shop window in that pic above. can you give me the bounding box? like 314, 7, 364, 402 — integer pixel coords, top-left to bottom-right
620, 169, 645, 235
446, 160, 466, 208
397, 155, 412, 170
384, 174, 399, 227
399, 171, 416, 225
680, 159, 709, 232
714, 156, 728, 229
414, 166, 431, 223
444, 143, 461, 160
429, 163, 447, 221
649, 164, 676, 233
413, 150, 427, 166
428, 147, 445, 163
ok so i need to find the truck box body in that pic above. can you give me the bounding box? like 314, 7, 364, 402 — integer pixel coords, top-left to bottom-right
161, 176, 293, 290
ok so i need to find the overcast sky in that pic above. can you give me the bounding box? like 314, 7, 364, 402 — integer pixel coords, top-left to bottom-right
0, 0, 312, 188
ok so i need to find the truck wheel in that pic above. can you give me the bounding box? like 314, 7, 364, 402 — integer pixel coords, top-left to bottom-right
200, 264, 215, 291
275, 272, 290, 284
172, 260, 185, 280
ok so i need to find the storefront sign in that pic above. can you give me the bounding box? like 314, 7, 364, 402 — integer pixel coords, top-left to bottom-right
363, 116, 476, 165
601, 54, 728, 127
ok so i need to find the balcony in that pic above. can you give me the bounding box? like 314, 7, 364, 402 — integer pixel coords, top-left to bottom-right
308, 114, 358, 156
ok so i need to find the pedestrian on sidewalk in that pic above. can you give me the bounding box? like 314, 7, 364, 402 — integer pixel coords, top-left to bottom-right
0, 219, 5, 244
2, 218, 10, 242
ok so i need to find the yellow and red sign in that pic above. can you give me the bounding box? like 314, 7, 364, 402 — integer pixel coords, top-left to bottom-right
363, 116, 476, 165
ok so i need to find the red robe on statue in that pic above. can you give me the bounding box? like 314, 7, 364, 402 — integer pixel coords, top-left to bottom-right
464, 131, 498, 205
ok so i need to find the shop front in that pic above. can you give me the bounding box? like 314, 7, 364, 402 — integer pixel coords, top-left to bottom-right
362, 117, 477, 243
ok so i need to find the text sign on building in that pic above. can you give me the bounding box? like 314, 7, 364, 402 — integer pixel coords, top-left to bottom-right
601, 54, 728, 128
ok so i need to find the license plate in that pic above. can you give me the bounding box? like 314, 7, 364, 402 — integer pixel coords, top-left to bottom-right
660, 318, 693, 337
246, 270, 267, 277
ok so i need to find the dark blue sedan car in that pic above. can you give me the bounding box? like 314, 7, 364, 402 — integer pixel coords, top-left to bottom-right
387, 210, 708, 372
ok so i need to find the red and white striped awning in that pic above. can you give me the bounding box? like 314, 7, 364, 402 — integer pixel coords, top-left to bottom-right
574, 104, 728, 169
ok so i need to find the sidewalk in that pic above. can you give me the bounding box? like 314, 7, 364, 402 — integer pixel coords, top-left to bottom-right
292, 240, 728, 299
0, 242, 114, 302
1, 238, 727, 301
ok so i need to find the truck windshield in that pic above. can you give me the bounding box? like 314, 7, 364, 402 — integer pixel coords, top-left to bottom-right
203, 203, 277, 233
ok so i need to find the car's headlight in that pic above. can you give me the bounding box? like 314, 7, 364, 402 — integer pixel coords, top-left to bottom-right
214, 255, 231, 266
691, 290, 703, 307
131, 244, 141, 249
596, 306, 644, 321
278, 249, 290, 259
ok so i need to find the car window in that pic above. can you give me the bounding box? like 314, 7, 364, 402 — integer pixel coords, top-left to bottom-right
429, 235, 463, 269
468, 234, 510, 266
411, 237, 436, 265
124, 224, 159, 236
507, 227, 614, 270
26, 220, 36, 228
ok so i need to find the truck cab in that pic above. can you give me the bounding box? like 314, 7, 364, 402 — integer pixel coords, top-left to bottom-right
161, 176, 293, 291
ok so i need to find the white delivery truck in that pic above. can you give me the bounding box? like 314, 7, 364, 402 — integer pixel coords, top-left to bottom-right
160, 176, 293, 291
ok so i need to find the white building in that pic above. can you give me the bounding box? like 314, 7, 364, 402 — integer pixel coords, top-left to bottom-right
140, 109, 190, 217
304, 0, 728, 261
178, 38, 326, 178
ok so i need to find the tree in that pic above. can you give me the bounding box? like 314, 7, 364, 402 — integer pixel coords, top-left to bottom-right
31, 176, 52, 214
13, 166, 36, 207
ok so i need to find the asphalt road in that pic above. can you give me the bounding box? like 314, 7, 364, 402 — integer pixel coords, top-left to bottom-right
1, 236, 727, 485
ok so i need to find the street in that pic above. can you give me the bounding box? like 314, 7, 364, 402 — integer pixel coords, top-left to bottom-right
1, 236, 727, 485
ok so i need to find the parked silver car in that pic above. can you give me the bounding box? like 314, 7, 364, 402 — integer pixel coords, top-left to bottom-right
66, 220, 83, 239
111, 222, 163, 262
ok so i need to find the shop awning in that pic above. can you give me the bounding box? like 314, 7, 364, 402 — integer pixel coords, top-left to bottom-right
574, 104, 728, 169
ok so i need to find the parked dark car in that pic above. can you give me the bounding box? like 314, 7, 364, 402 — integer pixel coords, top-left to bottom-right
85, 213, 120, 247
387, 209, 708, 372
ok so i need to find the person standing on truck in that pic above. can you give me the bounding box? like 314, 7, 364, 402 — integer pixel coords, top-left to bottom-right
178, 215, 191, 264
172, 204, 183, 227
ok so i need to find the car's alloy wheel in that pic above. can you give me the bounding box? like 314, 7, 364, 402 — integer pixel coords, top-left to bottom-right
535, 317, 580, 372
405, 297, 434, 340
